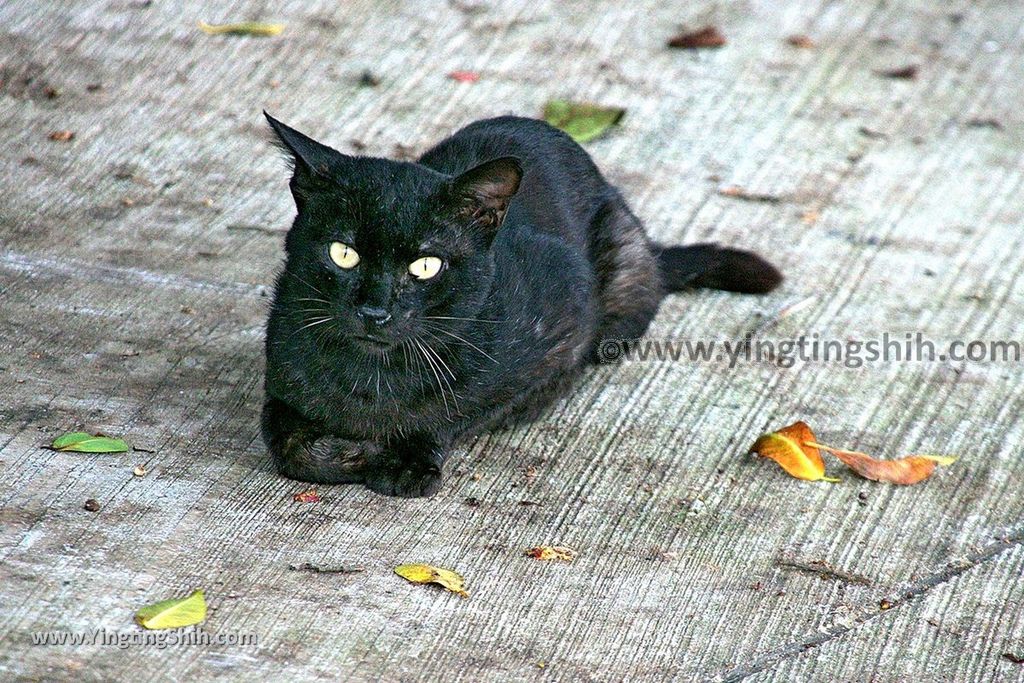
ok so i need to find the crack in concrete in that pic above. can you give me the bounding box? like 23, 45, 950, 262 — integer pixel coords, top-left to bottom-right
718, 527, 1024, 682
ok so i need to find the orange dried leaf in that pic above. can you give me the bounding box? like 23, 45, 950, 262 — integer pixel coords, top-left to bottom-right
293, 489, 320, 503
750, 421, 836, 481
807, 442, 956, 485
525, 546, 576, 562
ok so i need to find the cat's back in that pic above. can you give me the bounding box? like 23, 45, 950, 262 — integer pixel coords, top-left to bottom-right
418, 116, 611, 245
419, 116, 599, 175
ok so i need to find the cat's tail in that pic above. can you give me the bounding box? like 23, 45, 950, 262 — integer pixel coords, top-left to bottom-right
656, 243, 783, 294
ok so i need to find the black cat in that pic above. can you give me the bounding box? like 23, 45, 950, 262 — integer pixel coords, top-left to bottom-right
261, 113, 781, 497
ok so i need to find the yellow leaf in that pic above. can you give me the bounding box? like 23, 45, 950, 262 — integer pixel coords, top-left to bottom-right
394, 564, 468, 598
525, 546, 576, 562
135, 590, 206, 630
750, 421, 836, 481
198, 21, 284, 37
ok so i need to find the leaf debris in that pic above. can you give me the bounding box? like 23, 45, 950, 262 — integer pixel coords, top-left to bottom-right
525, 546, 576, 562
135, 589, 207, 630
875, 64, 919, 80
786, 34, 815, 49
448, 70, 480, 83
198, 21, 284, 36
668, 26, 726, 49
718, 186, 785, 204
394, 563, 468, 597
358, 70, 381, 87
293, 489, 321, 503
542, 100, 625, 143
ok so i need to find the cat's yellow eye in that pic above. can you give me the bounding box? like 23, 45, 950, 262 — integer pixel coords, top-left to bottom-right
409, 256, 444, 280
328, 242, 360, 269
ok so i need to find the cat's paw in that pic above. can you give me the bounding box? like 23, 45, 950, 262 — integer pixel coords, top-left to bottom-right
276, 432, 376, 484
363, 460, 443, 498
362, 441, 445, 498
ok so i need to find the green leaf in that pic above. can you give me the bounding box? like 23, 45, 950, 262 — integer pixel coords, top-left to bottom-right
543, 100, 625, 143
198, 21, 285, 37
135, 590, 207, 630
51, 432, 129, 453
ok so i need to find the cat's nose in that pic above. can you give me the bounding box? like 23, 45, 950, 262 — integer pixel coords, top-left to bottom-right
356, 305, 392, 326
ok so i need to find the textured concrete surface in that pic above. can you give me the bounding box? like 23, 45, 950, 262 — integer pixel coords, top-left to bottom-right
1, 1, 1022, 681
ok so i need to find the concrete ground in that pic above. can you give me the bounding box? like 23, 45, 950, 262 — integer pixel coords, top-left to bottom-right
1, 1, 1022, 681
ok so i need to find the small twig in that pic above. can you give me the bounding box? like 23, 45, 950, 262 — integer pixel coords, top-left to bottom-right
718, 186, 787, 204
776, 557, 873, 586
286, 565, 366, 573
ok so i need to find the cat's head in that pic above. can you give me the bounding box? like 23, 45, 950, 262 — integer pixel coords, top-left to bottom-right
265, 113, 521, 354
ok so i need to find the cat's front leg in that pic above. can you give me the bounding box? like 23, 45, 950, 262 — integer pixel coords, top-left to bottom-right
362, 433, 447, 498
262, 396, 380, 484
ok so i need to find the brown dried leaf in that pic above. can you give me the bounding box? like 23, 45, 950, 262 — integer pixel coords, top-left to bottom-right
808, 442, 956, 485
668, 26, 726, 49
875, 64, 919, 80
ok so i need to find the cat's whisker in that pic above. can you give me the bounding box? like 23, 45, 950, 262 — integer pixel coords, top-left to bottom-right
418, 336, 458, 383
412, 338, 449, 417
400, 339, 411, 369
423, 315, 506, 324
283, 271, 329, 298
292, 316, 335, 336
421, 323, 498, 363
412, 337, 454, 419
417, 337, 462, 419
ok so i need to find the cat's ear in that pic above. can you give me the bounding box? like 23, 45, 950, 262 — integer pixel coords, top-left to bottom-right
264, 111, 348, 204
448, 157, 522, 241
